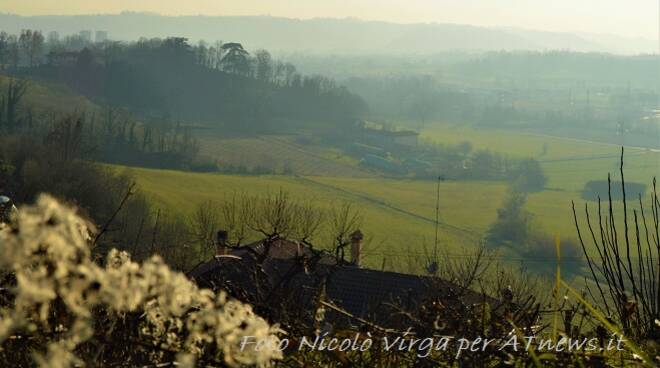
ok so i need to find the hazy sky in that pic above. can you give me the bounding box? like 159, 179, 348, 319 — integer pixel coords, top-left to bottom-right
4, 0, 659, 39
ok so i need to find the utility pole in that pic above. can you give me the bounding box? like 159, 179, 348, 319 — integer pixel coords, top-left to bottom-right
433, 175, 445, 261
426, 175, 444, 277
433, 176, 440, 260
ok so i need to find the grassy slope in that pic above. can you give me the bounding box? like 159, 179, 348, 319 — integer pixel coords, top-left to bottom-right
0, 75, 98, 114
123, 122, 659, 267
198, 134, 372, 177
12, 74, 655, 270
123, 163, 657, 269
118, 166, 494, 270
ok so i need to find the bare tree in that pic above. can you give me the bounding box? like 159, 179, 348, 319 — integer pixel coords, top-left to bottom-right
217, 190, 326, 248
2, 78, 27, 132
189, 200, 222, 257
254, 49, 274, 83
439, 244, 493, 290
0, 32, 10, 71
291, 199, 325, 243
7, 34, 19, 69
18, 30, 44, 67
328, 202, 362, 262
572, 148, 659, 340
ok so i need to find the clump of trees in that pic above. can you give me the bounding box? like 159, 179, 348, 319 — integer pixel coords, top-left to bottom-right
2, 31, 366, 135
511, 157, 547, 192
485, 188, 584, 275
0, 79, 202, 269
0, 78, 209, 171
486, 190, 532, 248
0, 30, 43, 70
414, 140, 547, 185
581, 179, 646, 201
0, 129, 208, 270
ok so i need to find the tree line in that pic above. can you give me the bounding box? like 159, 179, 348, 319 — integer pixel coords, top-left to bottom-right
0, 77, 207, 170
1, 30, 366, 134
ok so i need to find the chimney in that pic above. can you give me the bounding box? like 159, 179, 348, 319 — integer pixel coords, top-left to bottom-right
216, 230, 229, 256
349, 230, 363, 267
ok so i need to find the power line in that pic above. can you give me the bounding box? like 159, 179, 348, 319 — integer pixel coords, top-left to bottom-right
361, 250, 656, 263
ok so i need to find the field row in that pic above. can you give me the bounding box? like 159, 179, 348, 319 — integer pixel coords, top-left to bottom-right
198, 134, 373, 177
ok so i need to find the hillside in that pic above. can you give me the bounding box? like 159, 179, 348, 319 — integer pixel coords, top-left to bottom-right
198, 134, 373, 177
7, 75, 655, 253
117, 165, 497, 270
0, 75, 98, 115
0, 13, 656, 54
118, 148, 656, 271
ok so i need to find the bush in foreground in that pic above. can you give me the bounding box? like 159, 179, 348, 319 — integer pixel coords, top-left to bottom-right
0, 195, 282, 367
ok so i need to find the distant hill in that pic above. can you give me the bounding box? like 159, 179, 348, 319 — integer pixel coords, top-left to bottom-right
0, 75, 98, 115
0, 13, 655, 55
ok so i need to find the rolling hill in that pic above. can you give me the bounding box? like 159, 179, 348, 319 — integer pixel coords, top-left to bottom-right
0, 13, 655, 54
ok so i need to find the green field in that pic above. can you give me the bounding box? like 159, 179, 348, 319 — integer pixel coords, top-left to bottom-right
421, 124, 640, 160
114, 121, 660, 275
198, 133, 372, 177
120, 166, 502, 269
121, 165, 657, 275
421, 122, 660, 238
422, 123, 660, 189
16, 76, 657, 273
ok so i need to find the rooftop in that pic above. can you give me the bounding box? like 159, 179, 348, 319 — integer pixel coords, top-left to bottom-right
363, 127, 419, 137
189, 238, 497, 328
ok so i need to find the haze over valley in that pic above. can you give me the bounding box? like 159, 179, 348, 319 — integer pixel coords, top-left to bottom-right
0, 2, 659, 366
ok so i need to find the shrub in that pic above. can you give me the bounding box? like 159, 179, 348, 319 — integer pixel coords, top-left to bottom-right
511, 158, 547, 192
485, 190, 532, 248
524, 233, 584, 275
581, 180, 646, 201
0, 195, 283, 367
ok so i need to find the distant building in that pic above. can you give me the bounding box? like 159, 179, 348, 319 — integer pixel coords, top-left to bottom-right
79, 30, 92, 43
95, 31, 108, 43
361, 127, 419, 147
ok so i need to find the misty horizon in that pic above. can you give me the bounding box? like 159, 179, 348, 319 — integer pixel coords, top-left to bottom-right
3, 0, 659, 39
0, 12, 658, 55
3, 10, 659, 39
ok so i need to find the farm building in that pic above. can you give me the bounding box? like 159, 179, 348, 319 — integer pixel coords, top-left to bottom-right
359, 154, 406, 174
189, 230, 498, 329
361, 127, 419, 148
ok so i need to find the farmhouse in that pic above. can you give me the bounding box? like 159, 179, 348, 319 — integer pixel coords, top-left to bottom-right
361, 127, 419, 148
189, 230, 498, 329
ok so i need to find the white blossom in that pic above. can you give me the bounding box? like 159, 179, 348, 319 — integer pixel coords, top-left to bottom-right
0, 194, 283, 367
